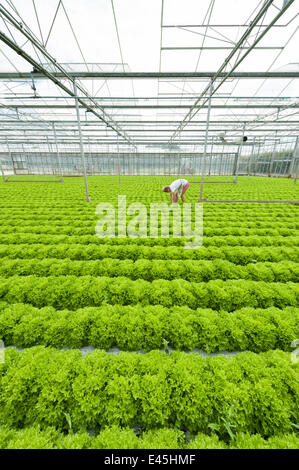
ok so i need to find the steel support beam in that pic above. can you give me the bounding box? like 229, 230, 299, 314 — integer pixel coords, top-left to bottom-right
208, 138, 213, 176
161, 46, 283, 50
0, 9, 134, 146
199, 80, 213, 202
3, 96, 297, 101
52, 123, 64, 182
162, 22, 295, 28
269, 132, 278, 176
254, 144, 261, 176
1, 128, 297, 133
247, 138, 256, 177
73, 80, 90, 202
191, 180, 235, 184
1, 163, 6, 182
4, 179, 66, 183
0, 72, 298, 79
0, 139, 289, 145
6, 136, 14, 175
233, 124, 246, 183
289, 136, 298, 178
117, 134, 121, 184
203, 199, 299, 203
3, 104, 299, 109
0, 120, 297, 125
169, 0, 295, 142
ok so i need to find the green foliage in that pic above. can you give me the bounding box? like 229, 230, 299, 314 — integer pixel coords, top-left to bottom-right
0, 425, 298, 449
0, 347, 298, 438
0, 302, 298, 352
0, 176, 298, 449
0, 276, 298, 311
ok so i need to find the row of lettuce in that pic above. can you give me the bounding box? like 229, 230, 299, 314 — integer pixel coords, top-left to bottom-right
0, 348, 298, 437
0, 425, 298, 449
0, 195, 297, 210
0, 232, 298, 248
0, 276, 298, 310
0, 178, 297, 449
0, 214, 296, 226
0, 258, 298, 283
1, 204, 296, 214
0, 211, 297, 226
0, 222, 297, 239
0, 244, 298, 263
0, 301, 298, 351
0, 218, 297, 237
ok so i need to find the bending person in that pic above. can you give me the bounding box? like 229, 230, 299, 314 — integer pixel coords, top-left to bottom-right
162, 178, 190, 204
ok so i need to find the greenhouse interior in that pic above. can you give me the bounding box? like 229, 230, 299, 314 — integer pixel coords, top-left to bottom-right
0, 0, 298, 455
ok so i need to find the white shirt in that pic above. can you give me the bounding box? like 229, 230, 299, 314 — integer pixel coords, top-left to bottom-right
169, 179, 188, 194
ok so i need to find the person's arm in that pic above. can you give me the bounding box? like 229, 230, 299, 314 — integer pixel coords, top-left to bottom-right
170, 192, 173, 204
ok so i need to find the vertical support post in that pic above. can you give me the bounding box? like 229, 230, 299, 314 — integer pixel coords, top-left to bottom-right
46, 136, 51, 175
1, 163, 6, 183
152, 152, 154, 176
26, 153, 30, 175
219, 154, 223, 175
88, 136, 92, 176
269, 132, 278, 177
52, 123, 64, 182
73, 80, 90, 202
135, 146, 137, 176
247, 137, 255, 177
27, 152, 30, 175
158, 151, 161, 176
129, 146, 132, 176
149, 153, 154, 175
199, 79, 213, 202
117, 134, 121, 184
20, 142, 26, 174
275, 140, 284, 177
131, 145, 133, 176
289, 136, 298, 180
255, 142, 261, 176
208, 137, 213, 176
40, 142, 45, 175
178, 130, 181, 175
6, 137, 14, 175
192, 146, 195, 175
294, 140, 298, 184
234, 123, 246, 183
